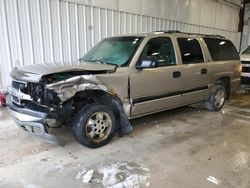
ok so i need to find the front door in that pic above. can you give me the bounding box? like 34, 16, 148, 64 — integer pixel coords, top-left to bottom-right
129, 37, 185, 117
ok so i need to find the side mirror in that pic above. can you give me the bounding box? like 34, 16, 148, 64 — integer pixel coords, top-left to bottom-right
136, 57, 159, 70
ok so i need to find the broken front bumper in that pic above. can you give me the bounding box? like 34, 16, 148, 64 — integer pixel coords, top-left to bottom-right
7, 97, 66, 146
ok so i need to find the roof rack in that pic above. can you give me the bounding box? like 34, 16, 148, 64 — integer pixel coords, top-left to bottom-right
154, 30, 225, 39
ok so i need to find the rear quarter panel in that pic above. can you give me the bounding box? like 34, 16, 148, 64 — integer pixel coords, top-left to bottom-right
199, 38, 241, 95
209, 60, 241, 92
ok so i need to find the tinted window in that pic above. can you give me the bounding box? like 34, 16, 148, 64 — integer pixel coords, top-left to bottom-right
140, 37, 176, 67
203, 38, 239, 61
177, 38, 204, 64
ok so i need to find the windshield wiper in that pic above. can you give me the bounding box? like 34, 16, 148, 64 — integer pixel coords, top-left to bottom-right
100, 61, 118, 67
80, 59, 118, 67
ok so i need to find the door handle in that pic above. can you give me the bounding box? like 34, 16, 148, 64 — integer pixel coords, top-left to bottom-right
173, 71, 181, 78
201, 68, 208, 74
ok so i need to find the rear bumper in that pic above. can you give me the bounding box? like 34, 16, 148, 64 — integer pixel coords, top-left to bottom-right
7, 97, 66, 146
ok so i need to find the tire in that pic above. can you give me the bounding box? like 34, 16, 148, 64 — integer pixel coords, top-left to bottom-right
205, 85, 226, 111
73, 103, 117, 148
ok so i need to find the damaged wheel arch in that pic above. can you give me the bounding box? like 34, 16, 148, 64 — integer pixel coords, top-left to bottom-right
72, 90, 132, 137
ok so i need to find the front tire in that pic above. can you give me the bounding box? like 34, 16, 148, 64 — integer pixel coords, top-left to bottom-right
205, 85, 226, 111
73, 103, 116, 148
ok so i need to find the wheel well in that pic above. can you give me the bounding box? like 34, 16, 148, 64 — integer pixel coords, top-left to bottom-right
214, 77, 230, 99
72, 90, 120, 117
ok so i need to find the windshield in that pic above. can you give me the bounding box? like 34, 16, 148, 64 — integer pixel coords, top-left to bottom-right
242, 45, 250, 54
80, 37, 143, 66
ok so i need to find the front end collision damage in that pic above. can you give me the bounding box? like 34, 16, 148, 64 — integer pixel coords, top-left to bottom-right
8, 73, 132, 146
46, 75, 112, 103
46, 74, 133, 135
6, 96, 69, 146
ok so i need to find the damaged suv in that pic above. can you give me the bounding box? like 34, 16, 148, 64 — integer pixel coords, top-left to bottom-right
7, 31, 241, 148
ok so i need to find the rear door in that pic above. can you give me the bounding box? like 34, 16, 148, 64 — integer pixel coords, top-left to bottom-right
129, 36, 185, 117
176, 37, 209, 103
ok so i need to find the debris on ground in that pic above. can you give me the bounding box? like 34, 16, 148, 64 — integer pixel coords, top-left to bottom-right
75, 161, 151, 187
82, 169, 94, 183
206, 176, 221, 185
76, 169, 87, 180
55, 164, 64, 170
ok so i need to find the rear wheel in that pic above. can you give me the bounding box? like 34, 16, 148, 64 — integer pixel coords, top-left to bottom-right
73, 103, 116, 148
205, 85, 226, 111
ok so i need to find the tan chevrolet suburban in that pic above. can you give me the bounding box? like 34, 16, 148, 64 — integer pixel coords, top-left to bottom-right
7, 31, 241, 148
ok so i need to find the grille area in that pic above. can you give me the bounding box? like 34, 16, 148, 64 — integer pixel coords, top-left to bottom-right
12, 80, 37, 95
242, 67, 250, 73
12, 80, 27, 90
241, 61, 250, 64
27, 83, 38, 97
11, 80, 38, 105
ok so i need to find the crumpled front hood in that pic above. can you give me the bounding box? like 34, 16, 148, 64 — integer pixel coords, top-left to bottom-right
10, 61, 116, 83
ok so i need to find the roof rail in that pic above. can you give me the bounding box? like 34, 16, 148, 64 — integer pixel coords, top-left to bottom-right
154, 30, 181, 33
165, 30, 182, 33
153, 30, 225, 38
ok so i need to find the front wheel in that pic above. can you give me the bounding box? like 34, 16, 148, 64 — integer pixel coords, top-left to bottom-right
73, 103, 117, 148
205, 85, 226, 111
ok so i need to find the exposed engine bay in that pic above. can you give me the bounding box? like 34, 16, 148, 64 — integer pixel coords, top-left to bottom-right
8, 66, 132, 139
11, 70, 111, 106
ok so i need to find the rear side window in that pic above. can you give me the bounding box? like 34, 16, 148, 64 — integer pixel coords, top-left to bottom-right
177, 38, 204, 64
203, 38, 239, 61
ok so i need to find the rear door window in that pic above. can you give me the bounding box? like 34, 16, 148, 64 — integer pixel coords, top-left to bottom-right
203, 38, 239, 61
177, 38, 204, 64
